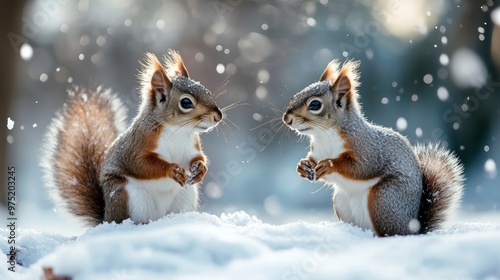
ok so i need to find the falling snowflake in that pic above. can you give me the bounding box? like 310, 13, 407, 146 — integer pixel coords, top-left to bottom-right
7, 117, 14, 130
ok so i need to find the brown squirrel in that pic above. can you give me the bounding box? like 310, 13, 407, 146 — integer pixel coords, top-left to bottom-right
283, 59, 464, 236
42, 50, 222, 226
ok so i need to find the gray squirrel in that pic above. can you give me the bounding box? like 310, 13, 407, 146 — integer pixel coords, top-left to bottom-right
42, 50, 222, 226
283, 59, 464, 236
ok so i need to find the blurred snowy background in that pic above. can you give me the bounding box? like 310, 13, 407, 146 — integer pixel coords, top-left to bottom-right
1, 0, 500, 235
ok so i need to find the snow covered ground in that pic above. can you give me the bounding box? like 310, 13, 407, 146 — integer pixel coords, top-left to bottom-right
1, 211, 499, 280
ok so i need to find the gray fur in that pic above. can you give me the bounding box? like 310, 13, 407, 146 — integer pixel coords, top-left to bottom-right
340, 110, 423, 236
284, 60, 464, 236
171, 76, 216, 106
286, 81, 332, 112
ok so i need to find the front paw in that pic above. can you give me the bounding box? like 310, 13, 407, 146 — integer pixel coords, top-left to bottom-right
315, 159, 335, 180
297, 158, 316, 182
187, 160, 207, 185
168, 163, 188, 187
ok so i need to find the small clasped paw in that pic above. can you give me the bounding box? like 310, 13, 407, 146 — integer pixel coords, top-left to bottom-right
169, 163, 187, 187
187, 161, 207, 185
314, 159, 334, 180
297, 159, 316, 182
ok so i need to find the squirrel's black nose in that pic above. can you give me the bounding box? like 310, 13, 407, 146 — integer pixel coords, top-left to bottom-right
283, 112, 293, 126
213, 108, 222, 123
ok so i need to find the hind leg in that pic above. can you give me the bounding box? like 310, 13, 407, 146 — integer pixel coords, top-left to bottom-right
367, 177, 421, 236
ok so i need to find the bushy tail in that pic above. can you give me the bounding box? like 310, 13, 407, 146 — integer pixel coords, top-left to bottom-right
41, 87, 128, 226
415, 144, 465, 233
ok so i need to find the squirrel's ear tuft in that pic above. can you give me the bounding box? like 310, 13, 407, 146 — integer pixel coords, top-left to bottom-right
164, 50, 189, 79
331, 60, 361, 111
139, 52, 172, 105
319, 59, 341, 82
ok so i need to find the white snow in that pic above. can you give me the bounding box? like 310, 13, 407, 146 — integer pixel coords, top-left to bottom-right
7, 117, 14, 130
423, 74, 433, 84
256, 85, 268, 99
396, 117, 408, 131
216, 63, 225, 74
415, 127, 423, 137
439, 54, 449, 66
441, 36, 448, 45
19, 44, 33, 61
450, 49, 487, 88
2, 211, 499, 280
69, 177, 78, 186
491, 7, 500, 25
257, 69, 270, 84
484, 159, 497, 179
39, 73, 48, 82
437, 86, 449, 101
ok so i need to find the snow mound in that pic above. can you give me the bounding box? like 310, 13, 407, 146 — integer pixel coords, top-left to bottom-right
1, 211, 499, 279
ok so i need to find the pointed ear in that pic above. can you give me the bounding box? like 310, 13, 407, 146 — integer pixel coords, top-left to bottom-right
139, 52, 172, 105
151, 69, 170, 104
332, 75, 351, 109
165, 50, 189, 78
330, 60, 360, 111
319, 59, 340, 82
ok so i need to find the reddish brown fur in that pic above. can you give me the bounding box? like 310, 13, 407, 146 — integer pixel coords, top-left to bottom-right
194, 135, 202, 151
190, 155, 206, 166
118, 123, 188, 186
312, 131, 360, 181
52, 90, 121, 225
140, 53, 171, 97
43, 267, 72, 280
45, 49, 221, 226
164, 50, 190, 78
367, 180, 385, 236
314, 151, 357, 180
319, 60, 341, 82
189, 155, 208, 184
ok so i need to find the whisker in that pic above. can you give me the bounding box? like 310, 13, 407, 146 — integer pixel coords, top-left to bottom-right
220, 120, 234, 137
214, 75, 231, 99
276, 123, 286, 155
224, 117, 240, 129
259, 119, 284, 140
273, 122, 286, 144
278, 123, 288, 143
297, 134, 307, 143
164, 118, 199, 142
250, 117, 281, 131
267, 101, 284, 115
270, 107, 284, 115
310, 183, 328, 195
280, 78, 292, 98
215, 89, 228, 100
221, 101, 249, 113
215, 123, 228, 143
286, 125, 292, 138
259, 122, 286, 152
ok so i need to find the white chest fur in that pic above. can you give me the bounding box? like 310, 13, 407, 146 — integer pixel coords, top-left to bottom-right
310, 130, 345, 161
330, 174, 379, 231
125, 126, 200, 224
309, 129, 380, 232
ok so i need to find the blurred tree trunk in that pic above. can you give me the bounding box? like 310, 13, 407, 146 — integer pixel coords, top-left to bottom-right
1, 0, 26, 206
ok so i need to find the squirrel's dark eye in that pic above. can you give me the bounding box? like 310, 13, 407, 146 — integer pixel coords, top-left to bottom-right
308, 100, 322, 112
180, 98, 194, 109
